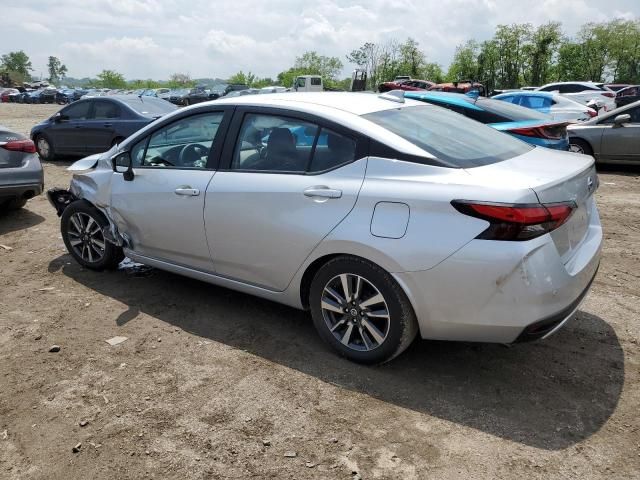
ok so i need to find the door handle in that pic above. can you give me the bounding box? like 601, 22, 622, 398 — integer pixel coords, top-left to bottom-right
103, 123, 113, 127
303, 186, 342, 199
174, 187, 200, 196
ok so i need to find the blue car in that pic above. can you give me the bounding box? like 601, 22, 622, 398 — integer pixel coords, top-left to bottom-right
30, 96, 177, 160
404, 91, 570, 150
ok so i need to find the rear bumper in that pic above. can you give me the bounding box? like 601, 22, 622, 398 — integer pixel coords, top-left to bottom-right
0, 155, 44, 200
394, 209, 602, 343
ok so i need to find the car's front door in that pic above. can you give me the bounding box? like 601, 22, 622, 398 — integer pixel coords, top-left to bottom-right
599, 105, 640, 162
110, 109, 230, 271
204, 109, 367, 291
82, 100, 120, 153
48, 100, 93, 154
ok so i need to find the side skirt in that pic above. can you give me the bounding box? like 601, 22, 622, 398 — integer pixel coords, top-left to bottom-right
124, 249, 304, 310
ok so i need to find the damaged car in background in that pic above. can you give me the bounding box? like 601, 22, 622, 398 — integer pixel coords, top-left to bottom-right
48, 92, 602, 364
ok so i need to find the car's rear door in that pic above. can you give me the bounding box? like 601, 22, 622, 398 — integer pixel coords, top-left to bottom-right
204, 107, 367, 291
82, 99, 120, 153
110, 107, 232, 271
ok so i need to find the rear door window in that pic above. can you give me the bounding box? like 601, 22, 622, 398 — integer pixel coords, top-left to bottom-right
92, 101, 120, 119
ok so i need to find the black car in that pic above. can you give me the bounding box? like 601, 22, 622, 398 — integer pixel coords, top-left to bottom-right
30, 96, 177, 160
183, 86, 219, 106
167, 88, 190, 105
40, 88, 58, 104
223, 84, 249, 96
615, 85, 640, 108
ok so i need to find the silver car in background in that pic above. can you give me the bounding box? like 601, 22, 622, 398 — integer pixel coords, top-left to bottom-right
568, 100, 640, 164
0, 124, 43, 211
48, 92, 602, 363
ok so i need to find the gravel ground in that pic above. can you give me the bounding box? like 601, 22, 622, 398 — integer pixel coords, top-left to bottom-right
0, 103, 639, 480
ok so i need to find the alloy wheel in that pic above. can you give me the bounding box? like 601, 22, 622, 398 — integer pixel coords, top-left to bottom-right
67, 212, 106, 263
320, 273, 390, 351
569, 143, 584, 154
37, 137, 50, 158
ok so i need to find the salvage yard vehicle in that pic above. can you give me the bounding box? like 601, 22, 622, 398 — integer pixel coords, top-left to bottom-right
536, 82, 616, 112
48, 92, 602, 364
406, 91, 571, 150
293, 75, 323, 92
378, 79, 434, 93
0, 124, 43, 211
31, 96, 177, 160
568, 100, 640, 164
492, 91, 597, 121
614, 85, 640, 108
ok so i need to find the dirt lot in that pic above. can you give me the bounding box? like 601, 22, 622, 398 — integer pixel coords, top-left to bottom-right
0, 103, 638, 479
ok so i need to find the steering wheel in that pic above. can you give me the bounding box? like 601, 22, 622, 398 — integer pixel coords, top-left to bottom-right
178, 144, 208, 166
148, 156, 174, 167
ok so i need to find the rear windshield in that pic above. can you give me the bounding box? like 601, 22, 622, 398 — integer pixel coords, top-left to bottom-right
475, 97, 550, 121
363, 105, 532, 168
120, 97, 177, 116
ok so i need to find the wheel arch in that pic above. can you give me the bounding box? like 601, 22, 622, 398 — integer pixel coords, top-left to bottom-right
569, 135, 595, 155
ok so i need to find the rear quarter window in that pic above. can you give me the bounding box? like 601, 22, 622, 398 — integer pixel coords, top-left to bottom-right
363, 105, 532, 168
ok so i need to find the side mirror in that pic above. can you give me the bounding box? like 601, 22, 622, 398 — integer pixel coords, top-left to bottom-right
613, 114, 631, 126
53, 112, 69, 122
112, 152, 134, 181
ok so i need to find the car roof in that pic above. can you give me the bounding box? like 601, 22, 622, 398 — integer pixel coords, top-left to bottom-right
213, 91, 427, 115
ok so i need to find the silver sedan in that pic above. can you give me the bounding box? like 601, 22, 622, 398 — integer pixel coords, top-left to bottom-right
48, 92, 602, 363
568, 100, 640, 164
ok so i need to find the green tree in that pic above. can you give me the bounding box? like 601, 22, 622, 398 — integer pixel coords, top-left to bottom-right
227, 70, 257, 86
446, 40, 479, 81
294, 51, 343, 84
524, 22, 562, 86
96, 70, 126, 89
47, 56, 68, 84
421, 62, 445, 83
168, 72, 195, 88
0, 51, 33, 84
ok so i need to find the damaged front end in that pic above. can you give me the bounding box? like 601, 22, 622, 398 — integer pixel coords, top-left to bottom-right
47, 150, 125, 248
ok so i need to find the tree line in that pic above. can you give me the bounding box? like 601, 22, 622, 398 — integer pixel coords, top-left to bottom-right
1, 18, 638, 91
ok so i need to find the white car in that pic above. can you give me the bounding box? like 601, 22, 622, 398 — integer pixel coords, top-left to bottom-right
47, 92, 602, 364
492, 91, 597, 121
536, 82, 616, 112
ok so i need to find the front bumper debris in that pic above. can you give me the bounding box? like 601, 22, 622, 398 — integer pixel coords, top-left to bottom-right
47, 188, 77, 216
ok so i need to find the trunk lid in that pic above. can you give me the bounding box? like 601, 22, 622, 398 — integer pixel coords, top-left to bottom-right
463, 147, 598, 263
0, 129, 28, 168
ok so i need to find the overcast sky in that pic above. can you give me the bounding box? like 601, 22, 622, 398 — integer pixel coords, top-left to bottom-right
3, 0, 639, 81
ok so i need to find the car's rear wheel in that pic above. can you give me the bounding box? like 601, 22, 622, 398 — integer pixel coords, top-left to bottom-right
569, 138, 593, 156
61, 201, 124, 271
309, 255, 418, 364
35, 135, 55, 161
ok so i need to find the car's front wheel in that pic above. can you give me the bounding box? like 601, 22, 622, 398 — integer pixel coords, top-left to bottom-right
35, 135, 55, 161
309, 255, 418, 364
61, 201, 124, 270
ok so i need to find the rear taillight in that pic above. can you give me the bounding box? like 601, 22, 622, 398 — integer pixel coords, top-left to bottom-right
451, 200, 576, 241
602, 92, 615, 98
0, 139, 37, 153
586, 108, 597, 118
509, 124, 567, 140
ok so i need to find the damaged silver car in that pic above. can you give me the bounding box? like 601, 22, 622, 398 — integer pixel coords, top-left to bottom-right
48, 92, 602, 363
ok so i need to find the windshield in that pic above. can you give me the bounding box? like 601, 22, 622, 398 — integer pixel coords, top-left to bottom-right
363, 105, 532, 168
475, 97, 550, 121
121, 97, 177, 116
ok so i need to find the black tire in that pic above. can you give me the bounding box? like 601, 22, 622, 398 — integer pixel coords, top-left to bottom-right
35, 134, 55, 161
309, 255, 418, 364
569, 138, 593, 156
61, 200, 124, 271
